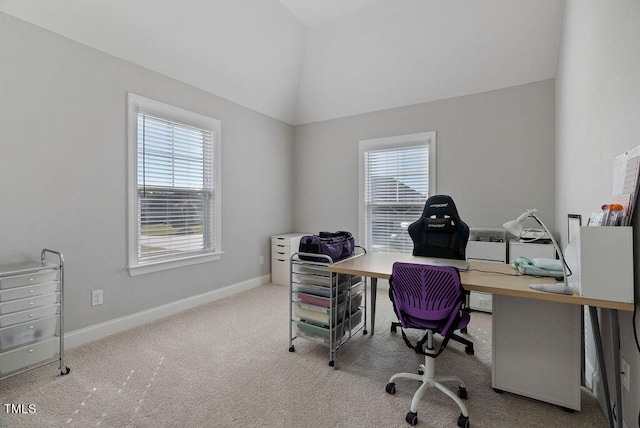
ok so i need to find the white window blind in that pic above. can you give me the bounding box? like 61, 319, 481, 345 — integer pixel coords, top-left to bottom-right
137, 113, 215, 262
361, 134, 434, 254
128, 94, 221, 275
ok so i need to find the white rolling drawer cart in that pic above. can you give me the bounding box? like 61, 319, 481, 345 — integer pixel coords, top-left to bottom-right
271, 233, 307, 286
0, 249, 70, 380
288, 248, 367, 369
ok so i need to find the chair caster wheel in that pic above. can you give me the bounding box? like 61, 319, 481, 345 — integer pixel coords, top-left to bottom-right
289, 345, 295, 352
406, 411, 418, 426
458, 386, 468, 400
465, 345, 474, 355
461, 327, 468, 334
457, 413, 469, 428
60, 366, 71, 375
391, 325, 397, 333
329, 360, 334, 367
385, 382, 396, 395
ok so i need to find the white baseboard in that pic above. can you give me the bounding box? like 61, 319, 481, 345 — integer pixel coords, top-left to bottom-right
64, 275, 270, 349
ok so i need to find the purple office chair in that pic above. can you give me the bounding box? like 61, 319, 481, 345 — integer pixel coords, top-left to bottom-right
385, 262, 470, 428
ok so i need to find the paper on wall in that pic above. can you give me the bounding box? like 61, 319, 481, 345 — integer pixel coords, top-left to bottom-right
612, 145, 640, 224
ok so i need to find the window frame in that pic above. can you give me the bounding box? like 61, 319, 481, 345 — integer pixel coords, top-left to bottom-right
358, 132, 436, 254
127, 93, 222, 276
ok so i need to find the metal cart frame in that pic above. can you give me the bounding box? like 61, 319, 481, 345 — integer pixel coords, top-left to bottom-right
0, 249, 70, 380
288, 246, 367, 369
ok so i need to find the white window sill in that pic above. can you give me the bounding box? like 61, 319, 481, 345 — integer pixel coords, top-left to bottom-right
128, 252, 223, 276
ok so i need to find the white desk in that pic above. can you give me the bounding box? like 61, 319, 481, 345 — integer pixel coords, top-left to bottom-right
329, 253, 633, 428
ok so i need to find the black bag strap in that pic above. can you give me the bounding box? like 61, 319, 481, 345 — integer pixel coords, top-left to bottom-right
395, 294, 464, 358
318, 231, 352, 241
388, 271, 464, 358
399, 313, 461, 358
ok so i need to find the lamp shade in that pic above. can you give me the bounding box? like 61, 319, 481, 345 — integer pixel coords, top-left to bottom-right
503, 219, 524, 237
503, 209, 537, 237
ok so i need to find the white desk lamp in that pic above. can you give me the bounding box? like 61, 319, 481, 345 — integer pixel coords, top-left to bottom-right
503, 209, 573, 295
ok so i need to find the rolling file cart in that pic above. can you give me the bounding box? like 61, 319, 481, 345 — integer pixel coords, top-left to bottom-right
0, 249, 70, 380
288, 247, 367, 369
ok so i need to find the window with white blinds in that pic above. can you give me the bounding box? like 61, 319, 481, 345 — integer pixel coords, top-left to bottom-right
360, 132, 436, 254
128, 94, 221, 275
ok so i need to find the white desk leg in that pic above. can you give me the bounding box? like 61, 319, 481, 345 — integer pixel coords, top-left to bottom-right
370, 277, 377, 335
589, 306, 614, 428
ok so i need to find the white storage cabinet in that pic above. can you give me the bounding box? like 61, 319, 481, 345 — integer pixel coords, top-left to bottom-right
494, 240, 581, 410
0, 249, 70, 380
271, 233, 308, 286
288, 249, 366, 369
575, 226, 633, 302
466, 240, 506, 312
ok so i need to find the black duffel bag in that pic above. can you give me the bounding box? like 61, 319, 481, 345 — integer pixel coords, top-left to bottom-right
298, 231, 355, 263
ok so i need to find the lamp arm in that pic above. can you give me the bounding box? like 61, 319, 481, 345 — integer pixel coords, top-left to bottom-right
530, 213, 573, 282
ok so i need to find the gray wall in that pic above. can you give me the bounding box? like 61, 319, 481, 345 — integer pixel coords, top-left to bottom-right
555, 1, 640, 425
6, 3, 637, 423
293, 80, 556, 240
0, 13, 294, 332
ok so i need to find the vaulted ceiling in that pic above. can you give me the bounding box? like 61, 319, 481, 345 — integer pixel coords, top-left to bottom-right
0, 0, 565, 125
277, 0, 384, 27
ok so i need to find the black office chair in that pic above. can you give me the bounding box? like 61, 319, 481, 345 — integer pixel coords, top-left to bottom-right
385, 262, 471, 427
390, 194, 474, 355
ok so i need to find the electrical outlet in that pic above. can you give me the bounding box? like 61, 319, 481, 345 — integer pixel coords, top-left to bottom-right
92, 289, 103, 306
259, 256, 264, 265
621, 358, 630, 391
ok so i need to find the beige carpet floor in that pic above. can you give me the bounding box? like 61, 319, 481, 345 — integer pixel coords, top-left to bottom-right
0, 284, 606, 427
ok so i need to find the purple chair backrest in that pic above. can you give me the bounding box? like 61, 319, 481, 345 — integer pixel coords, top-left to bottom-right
389, 262, 464, 338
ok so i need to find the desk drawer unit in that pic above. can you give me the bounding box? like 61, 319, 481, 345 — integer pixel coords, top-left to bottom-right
492, 295, 581, 410
0, 250, 69, 379
271, 233, 307, 286
466, 240, 507, 313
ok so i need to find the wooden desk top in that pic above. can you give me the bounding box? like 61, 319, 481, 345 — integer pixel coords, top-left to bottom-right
328, 252, 634, 312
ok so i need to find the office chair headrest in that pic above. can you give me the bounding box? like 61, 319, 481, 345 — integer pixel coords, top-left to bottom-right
421, 195, 461, 219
